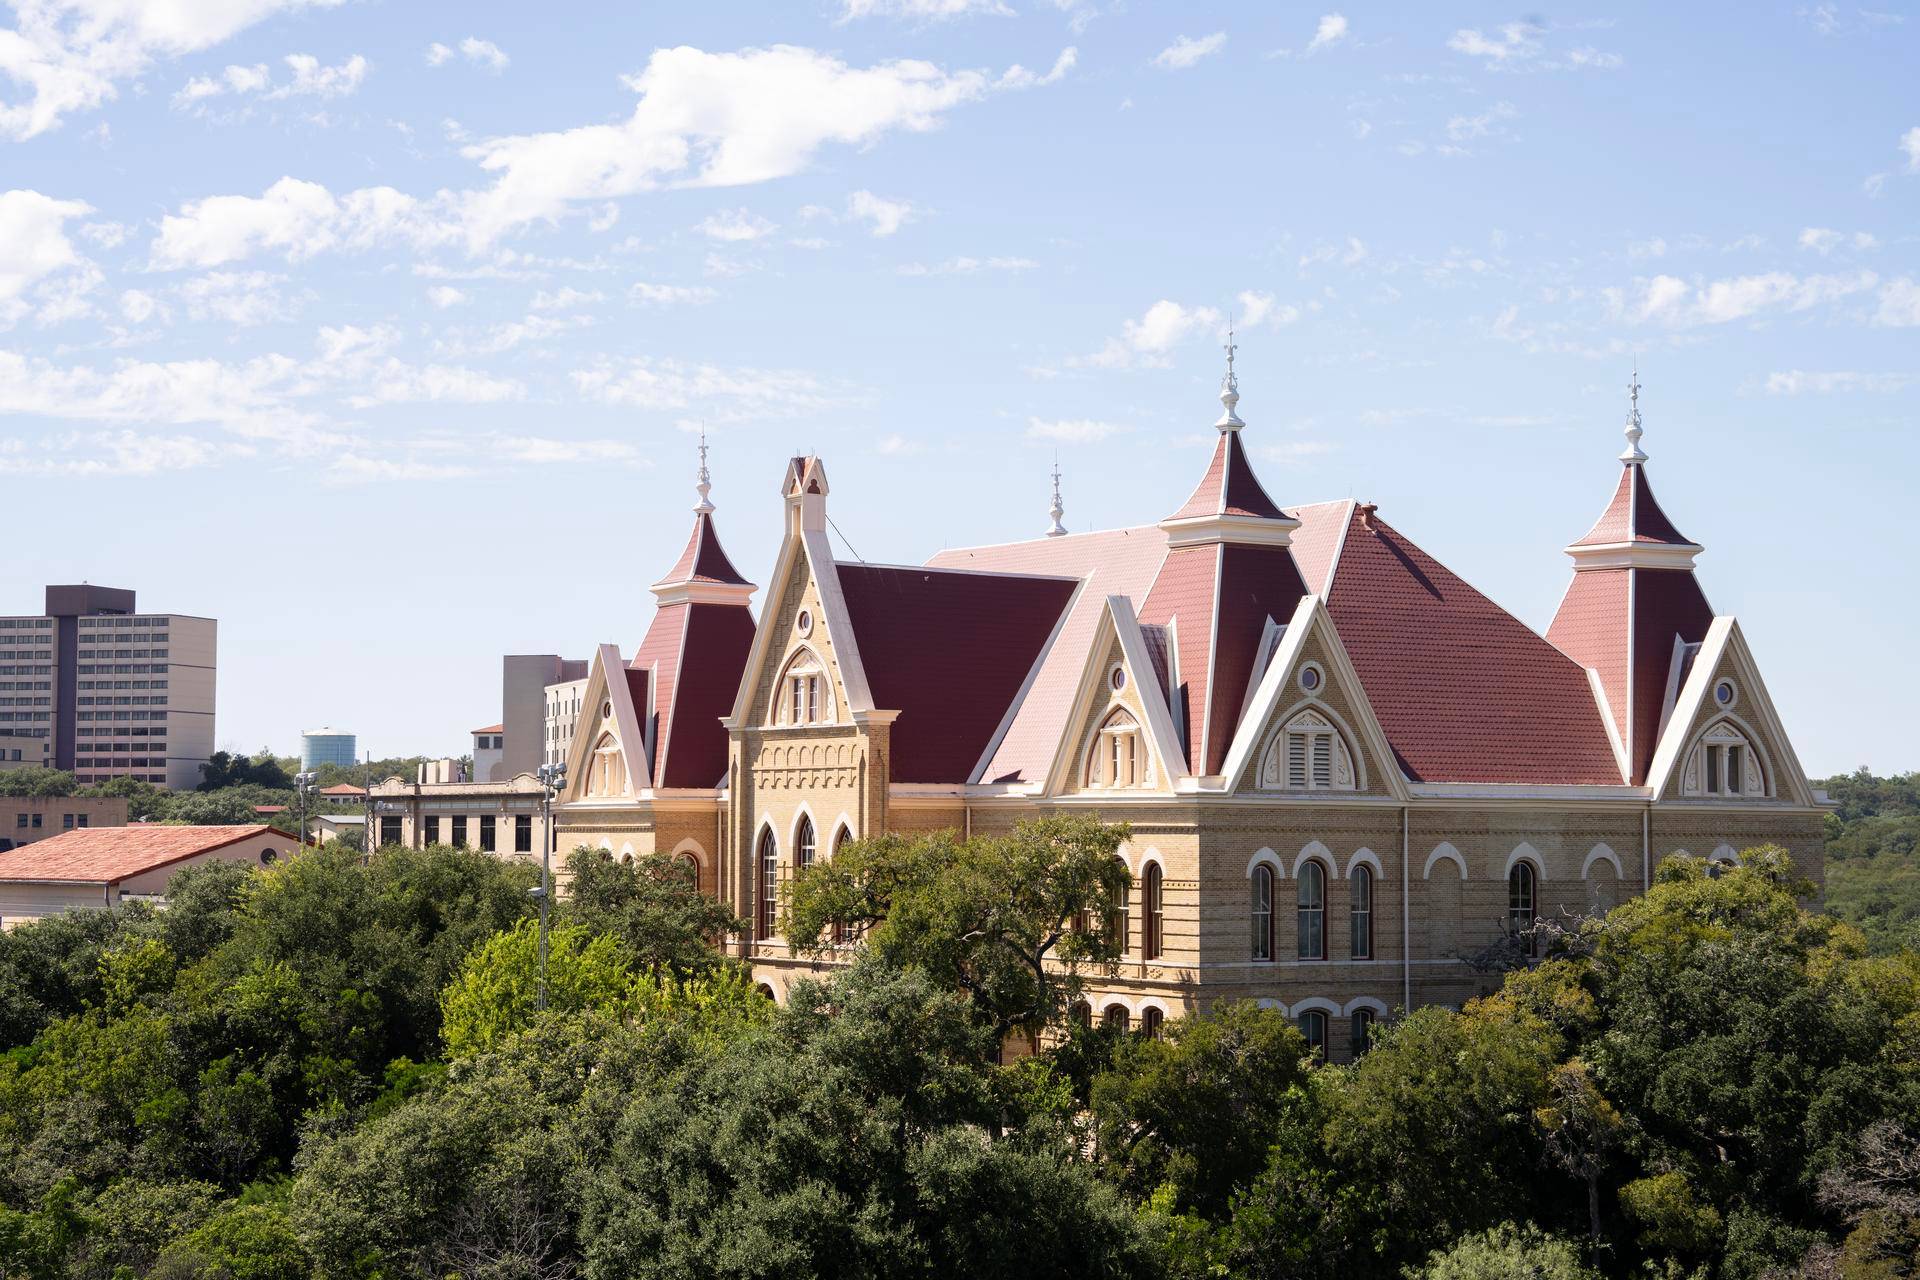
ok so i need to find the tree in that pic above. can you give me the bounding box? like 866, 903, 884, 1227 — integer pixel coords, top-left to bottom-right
0, 766, 77, 798
785, 814, 1133, 1039
562, 848, 746, 976
1408, 1223, 1601, 1280
440, 918, 638, 1058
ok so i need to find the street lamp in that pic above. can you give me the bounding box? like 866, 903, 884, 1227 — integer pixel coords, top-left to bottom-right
533, 761, 567, 1012
294, 771, 318, 847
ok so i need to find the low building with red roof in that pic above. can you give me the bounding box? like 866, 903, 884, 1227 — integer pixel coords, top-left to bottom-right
544, 359, 1824, 1056
0, 824, 300, 928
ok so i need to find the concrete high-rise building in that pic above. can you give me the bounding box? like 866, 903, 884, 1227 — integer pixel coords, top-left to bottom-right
544, 676, 588, 771
300, 728, 357, 770
501, 654, 586, 777
0, 585, 216, 790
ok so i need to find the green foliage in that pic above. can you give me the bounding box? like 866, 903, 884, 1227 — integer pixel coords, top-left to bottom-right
1406, 1223, 1601, 1280
1818, 769, 1920, 954
786, 814, 1133, 1037
561, 847, 747, 975
155, 1201, 309, 1280
198, 751, 294, 792
0, 767, 78, 798
440, 918, 637, 1057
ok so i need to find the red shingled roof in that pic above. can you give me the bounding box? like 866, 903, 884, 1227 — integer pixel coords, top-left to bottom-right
835, 563, 1078, 783
1313, 505, 1622, 784
1546, 568, 1631, 748
655, 512, 751, 587
1628, 568, 1715, 781
1166, 431, 1288, 521
1572, 465, 1694, 548
319, 783, 366, 796
0, 825, 284, 885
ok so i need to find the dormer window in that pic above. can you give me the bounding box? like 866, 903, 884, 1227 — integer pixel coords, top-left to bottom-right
1260, 709, 1357, 791
1683, 721, 1767, 799
1087, 708, 1147, 789
775, 649, 833, 726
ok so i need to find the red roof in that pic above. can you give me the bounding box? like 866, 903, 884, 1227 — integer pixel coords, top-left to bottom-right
1545, 568, 1631, 748
1166, 431, 1288, 522
0, 825, 284, 885
1628, 568, 1715, 781
1137, 546, 1215, 771
1572, 465, 1694, 547
471, 724, 504, 735
655, 511, 751, 587
319, 783, 366, 796
1309, 504, 1622, 785
252, 805, 287, 814
835, 563, 1078, 783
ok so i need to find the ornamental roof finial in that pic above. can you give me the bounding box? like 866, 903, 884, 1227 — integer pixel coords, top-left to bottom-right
1214, 320, 1245, 432
695, 425, 715, 513
1046, 454, 1067, 537
1620, 362, 1648, 465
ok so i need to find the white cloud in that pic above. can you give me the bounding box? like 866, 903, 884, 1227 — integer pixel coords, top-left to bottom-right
897, 255, 1037, 275
0, 430, 230, 476
0, 0, 344, 139
1764, 369, 1912, 394
346, 361, 522, 407
1608, 270, 1878, 326
995, 46, 1076, 88
1305, 13, 1348, 54
1798, 226, 1879, 254
838, 0, 1012, 20
875, 432, 922, 455
630, 281, 717, 306
426, 285, 467, 308
847, 189, 915, 236
572, 356, 861, 422
489, 435, 647, 465
118, 289, 159, 323
175, 53, 366, 109
1446, 100, 1517, 142
149, 176, 457, 269
1235, 290, 1300, 329
1153, 32, 1226, 70
1026, 417, 1129, 442
1876, 278, 1920, 327
1082, 299, 1222, 368
427, 37, 508, 71
1298, 236, 1368, 270
697, 208, 777, 241
0, 189, 92, 304
531, 287, 603, 310
1902, 126, 1920, 172
177, 270, 300, 326
1447, 23, 1541, 62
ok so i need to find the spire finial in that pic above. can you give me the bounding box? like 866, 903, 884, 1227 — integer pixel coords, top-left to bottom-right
1620, 362, 1647, 465
1214, 319, 1245, 432
1046, 453, 1066, 537
695, 425, 715, 513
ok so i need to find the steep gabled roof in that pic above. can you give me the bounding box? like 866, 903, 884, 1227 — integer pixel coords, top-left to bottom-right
1166, 430, 1288, 521
834, 562, 1078, 783
646, 603, 757, 788
1296, 502, 1622, 785
1572, 465, 1696, 548
654, 511, 751, 588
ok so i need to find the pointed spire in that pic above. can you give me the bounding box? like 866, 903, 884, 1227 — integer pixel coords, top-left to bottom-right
695, 425, 715, 512
1214, 321, 1245, 432
1620, 363, 1647, 465
1046, 454, 1067, 537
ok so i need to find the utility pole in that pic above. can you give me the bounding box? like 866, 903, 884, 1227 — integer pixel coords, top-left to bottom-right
533, 762, 567, 1012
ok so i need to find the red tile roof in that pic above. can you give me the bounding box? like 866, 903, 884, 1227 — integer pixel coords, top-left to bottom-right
0, 825, 283, 885
1307, 504, 1622, 785
1628, 568, 1715, 781
835, 563, 1078, 783
471, 724, 504, 735
1572, 465, 1694, 547
1205, 543, 1309, 774
1545, 568, 1631, 751
655, 603, 757, 788
1166, 431, 1288, 521
319, 783, 366, 796
1137, 545, 1216, 771
655, 512, 751, 587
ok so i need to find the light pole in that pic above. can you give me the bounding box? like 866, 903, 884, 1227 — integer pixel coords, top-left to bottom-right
294, 771, 317, 847
533, 761, 567, 1012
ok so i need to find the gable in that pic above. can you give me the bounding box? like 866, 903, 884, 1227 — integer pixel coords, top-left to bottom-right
1648, 618, 1813, 806
741, 541, 859, 730
1049, 599, 1186, 797
561, 644, 651, 802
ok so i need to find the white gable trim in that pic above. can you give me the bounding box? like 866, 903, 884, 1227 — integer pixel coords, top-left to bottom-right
801, 530, 876, 713
601, 642, 653, 793
1041, 595, 1189, 795
1586, 667, 1631, 783
1644, 617, 1815, 807
1423, 842, 1467, 879
724, 533, 802, 727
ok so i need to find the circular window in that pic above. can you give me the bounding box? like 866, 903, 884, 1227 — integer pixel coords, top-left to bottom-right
796, 608, 813, 637
602, 701, 613, 720
1713, 679, 1737, 709
1298, 662, 1324, 694
1109, 665, 1127, 692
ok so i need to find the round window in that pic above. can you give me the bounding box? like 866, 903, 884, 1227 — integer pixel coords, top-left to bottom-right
1298, 663, 1323, 693
602, 701, 613, 720
1109, 665, 1127, 692
1713, 679, 1737, 708
796, 609, 813, 637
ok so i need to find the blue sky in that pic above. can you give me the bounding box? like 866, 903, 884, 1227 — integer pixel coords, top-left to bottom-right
1, 0, 1914, 775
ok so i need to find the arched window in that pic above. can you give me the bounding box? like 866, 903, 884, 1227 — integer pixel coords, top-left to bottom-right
1297, 860, 1326, 960
1349, 1007, 1376, 1057
1261, 709, 1357, 791
589, 733, 624, 797
1683, 721, 1767, 798
775, 649, 832, 726
1069, 1000, 1092, 1027
795, 815, 816, 873
1141, 1006, 1164, 1039
756, 827, 778, 941
1086, 708, 1147, 789
831, 825, 854, 945
1508, 861, 1537, 958
673, 852, 699, 886
1299, 1010, 1328, 1060
1250, 864, 1274, 961
1111, 858, 1131, 956
1102, 1004, 1129, 1032
1142, 863, 1164, 960
1349, 864, 1373, 960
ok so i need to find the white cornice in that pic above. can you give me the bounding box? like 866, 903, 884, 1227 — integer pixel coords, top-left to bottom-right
649, 580, 756, 607
1160, 513, 1300, 549
1565, 540, 1704, 571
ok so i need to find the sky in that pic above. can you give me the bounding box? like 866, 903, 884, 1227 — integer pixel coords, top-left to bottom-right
0, 1, 1914, 776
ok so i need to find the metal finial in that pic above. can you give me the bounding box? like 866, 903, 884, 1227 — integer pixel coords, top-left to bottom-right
1046, 454, 1066, 537
1620, 362, 1647, 465
1214, 320, 1245, 432
695, 425, 715, 512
